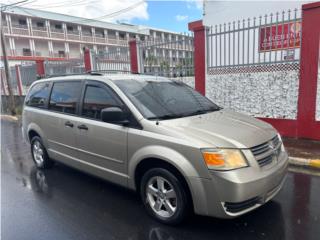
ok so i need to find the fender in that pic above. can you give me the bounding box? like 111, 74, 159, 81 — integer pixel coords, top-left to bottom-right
27, 123, 48, 148
128, 145, 202, 190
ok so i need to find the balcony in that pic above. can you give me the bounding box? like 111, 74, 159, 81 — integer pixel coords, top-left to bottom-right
51, 28, 65, 39
67, 31, 80, 41
32, 26, 48, 37
11, 25, 29, 36
95, 36, 106, 44
3, 26, 9, 34
82, 32, 93, 43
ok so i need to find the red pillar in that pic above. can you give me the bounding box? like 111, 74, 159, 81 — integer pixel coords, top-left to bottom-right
15, 65, 23, 96
188, 20, 206, 95
35, 60, 45, 78
297, 1, 320, 140
84, 48, 93, 72
129, 39, 139, 74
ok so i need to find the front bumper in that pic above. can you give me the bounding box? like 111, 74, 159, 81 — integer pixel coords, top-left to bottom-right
188, 148, 289, 218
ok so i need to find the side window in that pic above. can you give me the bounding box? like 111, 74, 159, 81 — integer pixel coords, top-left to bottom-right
49, 81, 82, 114
82, 85, 122, 120
25, 82, 50, 108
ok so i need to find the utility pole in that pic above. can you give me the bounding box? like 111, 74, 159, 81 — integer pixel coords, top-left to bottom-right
1, 17, 16, 115
1, 0, 29, 115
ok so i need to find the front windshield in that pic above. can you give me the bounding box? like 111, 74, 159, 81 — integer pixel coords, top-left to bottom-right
115, 79, 221, 120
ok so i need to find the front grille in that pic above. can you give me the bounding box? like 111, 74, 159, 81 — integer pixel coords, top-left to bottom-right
224, 197, 261, 213
250, 135, 281, 168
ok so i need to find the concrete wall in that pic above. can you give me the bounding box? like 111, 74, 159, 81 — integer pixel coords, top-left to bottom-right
206, 70, 299, 119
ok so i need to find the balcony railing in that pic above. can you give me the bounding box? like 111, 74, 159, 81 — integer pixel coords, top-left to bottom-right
67, 33, 81, 41
11, 26, 29, 36
32, 27, 48, 37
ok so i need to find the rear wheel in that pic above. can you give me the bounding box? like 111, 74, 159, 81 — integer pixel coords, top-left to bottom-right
31, 136, 54, 169
140, 168, 189, 225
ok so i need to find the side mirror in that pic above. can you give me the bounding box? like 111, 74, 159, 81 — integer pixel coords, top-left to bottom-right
101, 107, 129, 125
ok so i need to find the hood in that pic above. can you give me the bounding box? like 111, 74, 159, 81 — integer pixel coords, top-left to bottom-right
159, 109, 277, 148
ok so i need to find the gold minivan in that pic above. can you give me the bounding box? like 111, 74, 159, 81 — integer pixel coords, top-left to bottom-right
22, 73, 288, 224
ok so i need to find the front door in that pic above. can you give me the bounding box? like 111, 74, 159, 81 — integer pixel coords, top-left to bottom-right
74, 81, 128, 186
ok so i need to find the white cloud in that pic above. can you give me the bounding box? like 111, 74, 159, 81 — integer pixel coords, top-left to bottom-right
176, 14, 189, 21
3, 0, 149, 23
186, 0, 203, 10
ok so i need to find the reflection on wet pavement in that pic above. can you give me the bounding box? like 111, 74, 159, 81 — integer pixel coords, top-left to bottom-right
1, 119, 320, 240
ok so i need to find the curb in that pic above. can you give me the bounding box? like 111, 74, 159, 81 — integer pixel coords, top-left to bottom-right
289, 157, 320, 169
0, 115, 19, 122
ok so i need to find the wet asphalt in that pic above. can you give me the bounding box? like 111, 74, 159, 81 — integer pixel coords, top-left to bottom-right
1, 119, 320, 240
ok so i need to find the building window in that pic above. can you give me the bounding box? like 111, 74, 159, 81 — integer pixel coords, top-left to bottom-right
22, 48, 31, 56
67, 26, 73, 32
58, 51, 65, 57
19, 19, 27, 26
119, 33, 125, 39
55, 24, 62, 29
36, 22, 44, 28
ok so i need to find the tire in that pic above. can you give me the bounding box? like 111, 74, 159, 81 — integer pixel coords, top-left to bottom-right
140, 168, 189, 225
30, 136, 54, 169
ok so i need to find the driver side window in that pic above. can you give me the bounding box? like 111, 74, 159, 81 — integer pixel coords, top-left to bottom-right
82, 85, 122, 120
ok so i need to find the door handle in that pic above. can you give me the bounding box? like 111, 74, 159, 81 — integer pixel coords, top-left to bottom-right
65, 121, 74, 128
78, 124, 88, 130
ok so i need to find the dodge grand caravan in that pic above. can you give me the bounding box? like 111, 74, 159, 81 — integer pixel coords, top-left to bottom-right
22, 74, 288, 224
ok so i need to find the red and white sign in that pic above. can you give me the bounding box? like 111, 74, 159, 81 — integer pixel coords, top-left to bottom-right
259, 21, 301, 52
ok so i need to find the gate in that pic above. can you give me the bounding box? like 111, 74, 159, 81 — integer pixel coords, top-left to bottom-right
45, 59, 85, 77
91, 47, 131, 73
137, 36, 194, 79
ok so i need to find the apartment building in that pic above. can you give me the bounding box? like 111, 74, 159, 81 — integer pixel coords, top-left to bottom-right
2, 6, 193, 66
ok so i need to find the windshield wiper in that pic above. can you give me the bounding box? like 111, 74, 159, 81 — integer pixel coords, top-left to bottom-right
147, 113, 184, 120
184, 108, 221, 117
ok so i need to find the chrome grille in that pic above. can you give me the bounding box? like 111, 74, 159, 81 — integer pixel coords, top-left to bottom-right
251, 135, 281, 168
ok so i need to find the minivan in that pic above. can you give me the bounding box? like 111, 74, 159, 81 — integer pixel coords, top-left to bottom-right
22, 73, 288, 224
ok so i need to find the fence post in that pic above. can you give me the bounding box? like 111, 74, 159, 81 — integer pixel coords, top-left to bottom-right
36, 60, 45, 78
297, 2, 320, 140
188, 20, 206, 95
129, 39, 139, 74
15, 65, 23, 96
84, 47, 93, 72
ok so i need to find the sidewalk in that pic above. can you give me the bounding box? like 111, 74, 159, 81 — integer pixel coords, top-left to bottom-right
283, 137, 320, 169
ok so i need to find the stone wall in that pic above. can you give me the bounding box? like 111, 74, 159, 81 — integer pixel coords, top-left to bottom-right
206, 70, 300, 119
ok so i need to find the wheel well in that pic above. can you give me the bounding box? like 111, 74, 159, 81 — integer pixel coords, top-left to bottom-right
28, 130, 40, 142
134, 158, 194, 208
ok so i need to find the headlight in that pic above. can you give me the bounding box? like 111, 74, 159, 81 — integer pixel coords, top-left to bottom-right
201, 149, 248, 170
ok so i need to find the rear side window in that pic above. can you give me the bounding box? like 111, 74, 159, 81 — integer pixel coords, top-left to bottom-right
82, 85, 122, 120
49, 81, 82, 114
25, 82, 50, 108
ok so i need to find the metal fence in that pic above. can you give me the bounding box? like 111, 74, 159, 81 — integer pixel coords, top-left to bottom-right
92, 48, 131, 73
207, 9, 302, 74
138, 35, 194, 78
1, 63, 37, 95
44, 59, 85, 77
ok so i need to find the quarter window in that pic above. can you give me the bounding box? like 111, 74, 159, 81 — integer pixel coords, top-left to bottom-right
25, 82, 50, 108
49, 81, 81, 114
82, 85, 122, 120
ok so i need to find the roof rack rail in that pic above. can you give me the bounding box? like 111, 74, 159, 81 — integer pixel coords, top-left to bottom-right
86, 70, 133, 75
46, 73, 87, 78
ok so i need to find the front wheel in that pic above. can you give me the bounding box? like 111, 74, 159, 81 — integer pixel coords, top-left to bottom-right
140, 168, 189, 225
